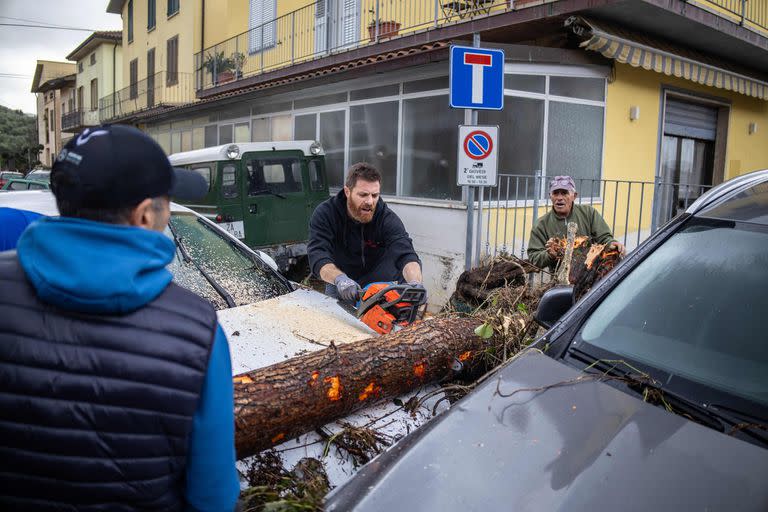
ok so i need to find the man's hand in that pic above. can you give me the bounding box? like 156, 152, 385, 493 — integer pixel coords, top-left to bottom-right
334, 274, 361, 302
545, 238, 560, 259
609, 241, 626, 256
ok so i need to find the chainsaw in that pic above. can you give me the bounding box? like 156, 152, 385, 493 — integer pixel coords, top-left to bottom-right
340, 283, 427, 335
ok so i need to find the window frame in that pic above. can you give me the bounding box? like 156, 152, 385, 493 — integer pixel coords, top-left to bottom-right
129, 58, 139, 100
248, 0, 277, 54
90, 78, 98, 111
166, 36, 179, 86
167, 0, 179, 17
127, 0, 134, 43
147, 0, 157, 30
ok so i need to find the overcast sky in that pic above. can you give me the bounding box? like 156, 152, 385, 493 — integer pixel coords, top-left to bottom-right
0, 0, 122, 114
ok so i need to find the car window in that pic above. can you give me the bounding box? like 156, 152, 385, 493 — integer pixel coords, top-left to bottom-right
191, 165, 212, 192
578, 218, 768, 407
246, 157, 303, 196
8, 181, 28, 190
222, 164, 238, 199
167, 212, 289, 309
29, 182, 47, 190
309, 159, 325, 191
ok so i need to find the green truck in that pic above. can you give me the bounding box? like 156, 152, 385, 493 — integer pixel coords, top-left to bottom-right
168, 141, 329, 279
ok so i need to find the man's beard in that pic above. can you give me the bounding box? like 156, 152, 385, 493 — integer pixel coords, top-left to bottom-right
348, 202, 375, 223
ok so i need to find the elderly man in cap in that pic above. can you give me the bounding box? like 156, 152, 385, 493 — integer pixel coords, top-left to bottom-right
527, 175, 625, 270
0, 125, 239, 511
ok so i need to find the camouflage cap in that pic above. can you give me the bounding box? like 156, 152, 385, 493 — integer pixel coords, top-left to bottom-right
549, 175, 576, 193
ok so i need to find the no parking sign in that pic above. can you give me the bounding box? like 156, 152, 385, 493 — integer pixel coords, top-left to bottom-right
457, 125, 498, 186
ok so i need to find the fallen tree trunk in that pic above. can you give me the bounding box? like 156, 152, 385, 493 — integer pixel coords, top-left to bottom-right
233, 316, 489, 459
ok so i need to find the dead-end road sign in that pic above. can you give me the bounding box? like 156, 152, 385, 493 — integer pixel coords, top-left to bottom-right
457, 125, 498, 186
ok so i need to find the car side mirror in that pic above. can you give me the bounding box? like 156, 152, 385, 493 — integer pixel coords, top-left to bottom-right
535, 286, 574, 329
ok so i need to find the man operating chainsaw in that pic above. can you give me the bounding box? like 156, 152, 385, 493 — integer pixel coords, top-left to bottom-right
308, 162, 424, 304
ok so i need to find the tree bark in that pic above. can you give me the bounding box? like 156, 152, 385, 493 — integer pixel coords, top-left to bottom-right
233, 316, 488, 459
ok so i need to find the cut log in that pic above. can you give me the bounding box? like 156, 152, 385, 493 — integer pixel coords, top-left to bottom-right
453, 258, 539, 305
233, 316, 489, 459
572, 244, 622, 301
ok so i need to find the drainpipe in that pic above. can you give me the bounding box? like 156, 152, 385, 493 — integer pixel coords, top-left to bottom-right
201, 0, 205, 90
112, 42, 117, 121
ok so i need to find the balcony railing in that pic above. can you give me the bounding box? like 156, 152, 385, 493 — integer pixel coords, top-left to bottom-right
195, 0, 768, 93
99, 71, 195, 122
61, 110, 85, 132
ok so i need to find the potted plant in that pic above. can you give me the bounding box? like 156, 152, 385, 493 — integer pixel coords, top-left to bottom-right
231, 51, 247, 79
367, 19, 401, 42
203, 51, 235, 85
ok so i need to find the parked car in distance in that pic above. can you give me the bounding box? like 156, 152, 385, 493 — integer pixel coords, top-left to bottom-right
168, 141, 329, 279
326, 169, 768, 512
0, 171, 23, 188
1, 178, 50, 191
25, 169, 51, 184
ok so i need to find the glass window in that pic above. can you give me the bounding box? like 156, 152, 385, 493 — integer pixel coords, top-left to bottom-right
167, 0, 179, 16
251, 117, 270, 141
204, 125, 218, 147
546, 101, 604, 183
294, 92, 348, 109
191, 165, 212, 191
403, 76, 449, 94
219, 124, 233, 145
350, 84, 399, 101
549, 76, 605, 101
246, 157, 303, 195
579, 220, 768, 406
181, 130, 192, 152
309, 159, 325, 191
479, 96, 544, 198
170, 132, 181, 154
157, 132, 170, 154
127, 0, 134, 42
294, 113, 317, 140
192, 127, 205, 149
271, 115, 292, 141
402, 95, 464, 200
234, 122, 250, 143
222, 164, 238, 198
252, 101, 292, 115
504, 74, 545, 93
350, 101, 398, 195
167, 212, 288, 310
147, 0, 156, 29
320, 110, 346, 189
29, 182, 47, 190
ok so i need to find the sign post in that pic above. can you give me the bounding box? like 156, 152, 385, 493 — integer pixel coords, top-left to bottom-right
457, 126, 498, 186
449, 40, 504, 270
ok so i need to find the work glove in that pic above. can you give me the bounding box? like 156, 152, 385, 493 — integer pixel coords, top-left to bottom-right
334, 274, 361, 302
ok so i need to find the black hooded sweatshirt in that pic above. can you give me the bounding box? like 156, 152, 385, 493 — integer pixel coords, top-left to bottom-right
308, 189, 421, 288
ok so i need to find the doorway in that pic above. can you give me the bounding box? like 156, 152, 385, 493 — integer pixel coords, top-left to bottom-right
314, 0, 360, 54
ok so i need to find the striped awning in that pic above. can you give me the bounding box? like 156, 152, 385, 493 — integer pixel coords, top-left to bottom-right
566, 17, 768, 101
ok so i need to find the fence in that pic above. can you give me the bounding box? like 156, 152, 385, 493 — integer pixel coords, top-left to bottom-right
703, 0, 768, 31
99, 72, 195, 122
473, 172, 712, 266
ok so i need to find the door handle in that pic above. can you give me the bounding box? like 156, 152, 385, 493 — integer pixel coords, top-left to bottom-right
249, 204, 258, 214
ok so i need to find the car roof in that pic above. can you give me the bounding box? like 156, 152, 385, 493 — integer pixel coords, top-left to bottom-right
686, 169, 768, 225
0, 190, 196, 216
168, 141, 324, 166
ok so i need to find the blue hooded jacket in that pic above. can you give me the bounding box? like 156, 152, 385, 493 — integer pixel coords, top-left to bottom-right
0, 207, 42, 251
15, 216, 239, 512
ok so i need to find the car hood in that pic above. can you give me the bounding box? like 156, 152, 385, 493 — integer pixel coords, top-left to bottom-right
326, 350, 768, 512
216, 287, 376, 375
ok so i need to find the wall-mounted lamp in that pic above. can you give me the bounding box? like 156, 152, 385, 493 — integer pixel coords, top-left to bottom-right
629, 106, 640, 121
749, 122, 758, 135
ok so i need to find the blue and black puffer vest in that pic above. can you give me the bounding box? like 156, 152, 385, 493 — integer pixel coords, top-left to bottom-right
0, 251, 218, 511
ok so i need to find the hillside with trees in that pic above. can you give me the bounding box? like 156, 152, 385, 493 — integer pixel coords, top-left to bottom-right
0, 104, 40, 171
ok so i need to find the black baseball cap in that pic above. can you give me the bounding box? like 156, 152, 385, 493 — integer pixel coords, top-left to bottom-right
51, 124, 207, 208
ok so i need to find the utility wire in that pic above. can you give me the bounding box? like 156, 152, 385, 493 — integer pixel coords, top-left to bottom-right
0, 22, 96, 32
0, 15, 73, 28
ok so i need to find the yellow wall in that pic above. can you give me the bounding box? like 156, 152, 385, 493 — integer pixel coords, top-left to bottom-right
75, 42, 123, 124
120, 0, 199, 84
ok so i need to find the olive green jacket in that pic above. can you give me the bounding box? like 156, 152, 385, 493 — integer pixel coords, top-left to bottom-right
527, 203, 616, 270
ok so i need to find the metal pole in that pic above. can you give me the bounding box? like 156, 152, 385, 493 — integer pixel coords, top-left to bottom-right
475, 185, 484, 264
375, 0, 380, 42
464, 32, 481, 271
531, 169, 542, 232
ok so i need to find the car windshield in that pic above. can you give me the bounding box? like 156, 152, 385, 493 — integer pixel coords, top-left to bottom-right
576, 217, 768, 408
166, 212, 290, 309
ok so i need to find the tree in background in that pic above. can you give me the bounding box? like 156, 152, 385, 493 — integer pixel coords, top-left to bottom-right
0, 105, 42, 171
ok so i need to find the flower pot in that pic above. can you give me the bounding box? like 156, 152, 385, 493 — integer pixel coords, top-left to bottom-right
368, 20, 401, 42
217, 69, 235, 85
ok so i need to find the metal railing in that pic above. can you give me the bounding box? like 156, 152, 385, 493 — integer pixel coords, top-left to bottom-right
701, 0, 767, 30
61, 110, 85, 132
195, 0, 768, 92
99, 71, 195, 122
473, 173, 712, 265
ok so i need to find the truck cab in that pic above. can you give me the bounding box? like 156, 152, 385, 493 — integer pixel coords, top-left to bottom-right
169, 141, 328, 277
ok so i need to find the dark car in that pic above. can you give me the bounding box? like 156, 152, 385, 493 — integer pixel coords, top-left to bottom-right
326, 169, 768, 512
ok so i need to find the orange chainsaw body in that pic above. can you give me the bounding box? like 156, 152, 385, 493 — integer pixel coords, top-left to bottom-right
356, 283, 426, 335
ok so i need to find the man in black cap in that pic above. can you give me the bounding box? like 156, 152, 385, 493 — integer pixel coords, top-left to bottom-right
0, 125, 239, 511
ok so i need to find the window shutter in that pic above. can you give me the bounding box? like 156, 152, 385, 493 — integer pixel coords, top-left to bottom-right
314, 0, 327, 54
249, 0, 276, 53
340, 0, 358, 46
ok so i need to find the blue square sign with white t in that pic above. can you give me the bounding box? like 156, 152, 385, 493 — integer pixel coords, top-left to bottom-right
449, 46, 504, 110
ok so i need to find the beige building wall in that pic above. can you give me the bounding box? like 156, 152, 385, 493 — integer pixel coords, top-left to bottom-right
76, 42, 124, 125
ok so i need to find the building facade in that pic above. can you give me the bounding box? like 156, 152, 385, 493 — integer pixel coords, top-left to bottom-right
31, 60, 77, 167
101, 0, 768, 306
64, 31, 123, 134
